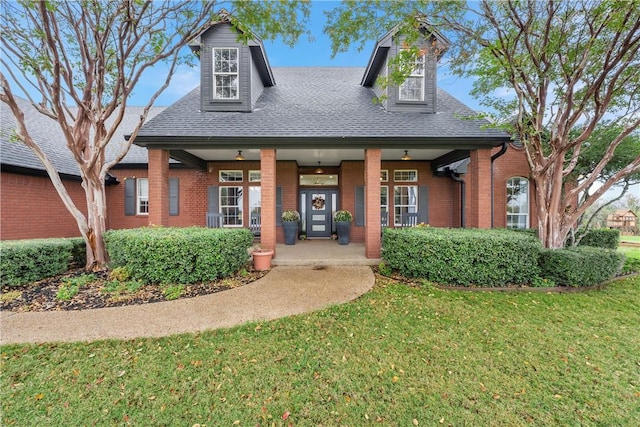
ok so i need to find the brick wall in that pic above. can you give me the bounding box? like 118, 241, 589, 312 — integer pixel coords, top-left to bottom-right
1, 172, 87, 240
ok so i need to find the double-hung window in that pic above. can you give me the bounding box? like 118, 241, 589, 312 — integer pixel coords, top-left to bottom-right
220, 186, 243, 226
394, 186, 418, 226
213, 48, 239, 100
136, 178, 149, 215
399, 51, 425, 101
506, 177, 529, 229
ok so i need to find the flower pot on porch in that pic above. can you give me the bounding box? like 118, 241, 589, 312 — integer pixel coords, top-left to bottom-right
252, 250, 274, 271
333, 210, 353, 245
335, 221, 351, 245
283, 221, 298, 245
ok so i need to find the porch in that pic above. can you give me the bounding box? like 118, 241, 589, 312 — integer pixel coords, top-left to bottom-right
272, 240, 380, 266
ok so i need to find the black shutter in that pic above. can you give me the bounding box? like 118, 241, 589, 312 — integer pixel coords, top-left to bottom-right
418, 186, 429, 224
208, 186, 219, 213
169, 178, 179, 216
355, 186, 365, 227
125, 178, 135, 216
276, 186, 283, 226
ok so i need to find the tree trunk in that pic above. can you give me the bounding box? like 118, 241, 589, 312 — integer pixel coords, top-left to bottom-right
83, 172, 109, 270
534, 157, 570, 249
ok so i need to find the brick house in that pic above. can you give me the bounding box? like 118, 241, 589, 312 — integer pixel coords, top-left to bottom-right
606, 210, 638, 234
1, 16, 537, 259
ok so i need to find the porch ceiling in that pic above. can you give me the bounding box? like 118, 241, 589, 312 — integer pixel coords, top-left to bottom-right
184, 147, 454, 166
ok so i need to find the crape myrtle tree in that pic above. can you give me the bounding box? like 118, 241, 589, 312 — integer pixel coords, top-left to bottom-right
325, 0, 640, 248
0, 0, 310, 269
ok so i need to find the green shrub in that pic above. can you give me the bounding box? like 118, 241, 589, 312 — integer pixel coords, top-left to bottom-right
68, 237, 87, 267
382, 227, 542, 286
575, 228, 619, 249
0, 239, 73, 286
539, 247, 624, 287
104, 227, 254, 284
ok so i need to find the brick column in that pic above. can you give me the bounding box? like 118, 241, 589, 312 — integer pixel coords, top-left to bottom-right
148, 149, 170, 226
467, 148, 492, 228
260, 149, 277, 254
364, 149, 381, 258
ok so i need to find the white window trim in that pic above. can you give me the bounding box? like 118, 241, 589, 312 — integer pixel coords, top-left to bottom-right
248, 170, 261, 182
399, 51, 425, 102
393, 169, 418, 182
219, 186, 243, 227
506, 177, 530, 229
136, 178, 149, 216
219, 170, 243, 182
393, 185, 418, 226
212, 47, 239, 100
380, 185, 389, 213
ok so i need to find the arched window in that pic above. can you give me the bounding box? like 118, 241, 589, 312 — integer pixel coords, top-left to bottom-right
506, 177, 529, 229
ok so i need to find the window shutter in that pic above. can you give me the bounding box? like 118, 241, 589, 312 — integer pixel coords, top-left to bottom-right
125, 178, 135, 216
208, 186, 219, 213
355, 186, 365, 227
418, 186, 429, 224
169, 178, 179, 216
276, 186, 283, 226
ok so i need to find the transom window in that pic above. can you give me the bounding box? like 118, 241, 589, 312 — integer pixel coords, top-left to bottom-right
394, 170, 418, 182
507, 177, 529, 229
220, 186, 243, 226
399, 51, 425, 101
394, 185, 418, 226
213, 48, 239, 100
219, 170, 243, 182
248, 170, 261, 182
136, 178, 149, 215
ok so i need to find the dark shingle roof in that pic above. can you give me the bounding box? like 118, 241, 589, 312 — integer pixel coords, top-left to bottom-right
1, 97, 164, 177
135, 67, 508, 145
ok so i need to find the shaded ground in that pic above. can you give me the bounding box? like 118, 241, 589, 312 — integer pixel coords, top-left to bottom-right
0, 268, 267, 313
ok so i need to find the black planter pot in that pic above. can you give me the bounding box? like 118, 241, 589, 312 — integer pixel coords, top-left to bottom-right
335, 221, 351, 245
283, 221, 298, 245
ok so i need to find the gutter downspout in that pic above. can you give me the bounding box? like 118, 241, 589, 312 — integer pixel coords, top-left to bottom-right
490, 142, 509, 228
450, 172, 465, 228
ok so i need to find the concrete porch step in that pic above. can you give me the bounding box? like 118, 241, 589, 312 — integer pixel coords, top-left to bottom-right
271, 240, 380, 267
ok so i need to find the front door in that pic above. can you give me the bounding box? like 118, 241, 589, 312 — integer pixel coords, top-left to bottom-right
301, 189, 337, 238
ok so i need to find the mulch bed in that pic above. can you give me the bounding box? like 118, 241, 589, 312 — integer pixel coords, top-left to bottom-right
1, 268, 267, 313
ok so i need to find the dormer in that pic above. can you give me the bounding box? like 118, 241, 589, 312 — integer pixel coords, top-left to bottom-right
361, 18, 449, 113
190, 12, 275, 112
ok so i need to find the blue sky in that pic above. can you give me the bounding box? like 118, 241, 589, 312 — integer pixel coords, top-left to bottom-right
143, 0, 482, 111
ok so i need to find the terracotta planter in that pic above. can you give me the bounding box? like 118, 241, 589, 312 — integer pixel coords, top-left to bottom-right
252, 250, 273, 271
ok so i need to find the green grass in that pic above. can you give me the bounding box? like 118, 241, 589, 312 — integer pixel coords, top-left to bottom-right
620, 235, 640, 243
2, 276, 639, 426
619, 246, 640, 274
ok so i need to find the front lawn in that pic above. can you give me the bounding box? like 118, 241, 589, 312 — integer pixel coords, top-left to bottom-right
2, 275, 639, 426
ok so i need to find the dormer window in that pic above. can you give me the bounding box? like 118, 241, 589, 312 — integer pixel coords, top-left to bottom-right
399, 51, 425, 101
213, 48, 239, 99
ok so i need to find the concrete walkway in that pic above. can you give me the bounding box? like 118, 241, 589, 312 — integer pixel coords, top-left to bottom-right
0, 265, 374, 345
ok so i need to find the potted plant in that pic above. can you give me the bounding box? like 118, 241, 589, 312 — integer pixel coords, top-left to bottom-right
281, 210, 300, 245
333, 210, 353, 245
250, 244, 273, 271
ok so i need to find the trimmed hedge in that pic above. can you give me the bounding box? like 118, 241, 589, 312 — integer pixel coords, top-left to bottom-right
382, 227, 542, 286
0, 239, 74, 287
539, 246, 625, 287
104, 227, 254, 284
576, 228, 620, 250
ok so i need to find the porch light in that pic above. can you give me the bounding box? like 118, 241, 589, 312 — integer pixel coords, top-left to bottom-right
401, 150, 412, 161
234, 150, 245, 161
315, 161, 324, 174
